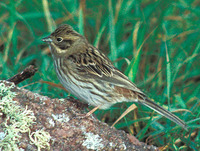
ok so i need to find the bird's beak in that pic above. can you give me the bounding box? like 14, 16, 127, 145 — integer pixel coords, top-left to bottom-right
42, 36, 52, 42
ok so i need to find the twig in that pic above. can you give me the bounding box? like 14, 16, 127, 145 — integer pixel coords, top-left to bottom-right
7, 65, 38, 85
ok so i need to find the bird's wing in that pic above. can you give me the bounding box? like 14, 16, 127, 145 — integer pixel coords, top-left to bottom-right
68, 46, 145, 95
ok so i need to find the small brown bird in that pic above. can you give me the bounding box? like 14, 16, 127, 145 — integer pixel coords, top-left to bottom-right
42, 24, 188, 130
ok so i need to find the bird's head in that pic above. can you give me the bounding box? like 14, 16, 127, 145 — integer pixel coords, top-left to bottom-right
42, 24, 86, 57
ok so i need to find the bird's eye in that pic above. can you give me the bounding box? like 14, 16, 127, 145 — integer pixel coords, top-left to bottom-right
56, 37, 63, 42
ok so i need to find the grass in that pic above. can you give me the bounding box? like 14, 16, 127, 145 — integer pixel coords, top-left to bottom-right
0, 0, 200, 150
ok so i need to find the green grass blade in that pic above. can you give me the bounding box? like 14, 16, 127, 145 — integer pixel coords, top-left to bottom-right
108, 0, 117, 62
78, 5, 84, 35
94, 19, 108, 47
163, 24, 171, 109
42, 0, 55, 32
3, 24, 15, 62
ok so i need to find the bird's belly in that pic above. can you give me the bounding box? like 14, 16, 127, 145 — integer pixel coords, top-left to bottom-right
54, 62, 133, 109
55, 71, 120, 109
55, 68, 105, 105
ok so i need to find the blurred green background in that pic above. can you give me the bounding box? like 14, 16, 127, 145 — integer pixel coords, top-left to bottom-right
0, 0, 199, 150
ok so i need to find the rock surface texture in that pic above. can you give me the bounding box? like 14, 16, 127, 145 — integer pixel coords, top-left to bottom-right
0, 80, 159, 151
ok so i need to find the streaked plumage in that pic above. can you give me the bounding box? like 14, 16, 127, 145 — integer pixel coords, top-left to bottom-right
42, 24, 188, 130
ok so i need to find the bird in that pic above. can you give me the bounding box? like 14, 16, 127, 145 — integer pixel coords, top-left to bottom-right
42, 24, 188, 130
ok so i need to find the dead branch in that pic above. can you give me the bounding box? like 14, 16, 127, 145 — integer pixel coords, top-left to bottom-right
7, 65, 38, 85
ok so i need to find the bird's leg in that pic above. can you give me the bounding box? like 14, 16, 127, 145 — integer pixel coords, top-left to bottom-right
75, 106, 100, 119
112, 104, 137, 127
86, 106, 100, 117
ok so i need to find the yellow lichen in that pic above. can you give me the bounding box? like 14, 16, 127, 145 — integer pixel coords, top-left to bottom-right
29, 129, 51, 151
0, 82, 51, 150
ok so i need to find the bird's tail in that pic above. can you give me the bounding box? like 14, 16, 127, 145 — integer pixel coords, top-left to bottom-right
140, 98, 188, 130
